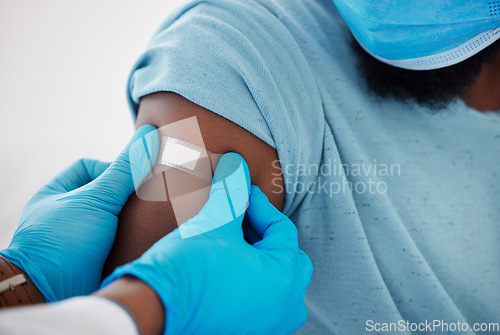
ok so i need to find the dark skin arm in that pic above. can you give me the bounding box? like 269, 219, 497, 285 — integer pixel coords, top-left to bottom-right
96, 276, 164, 335
4, 91, 284, 334
102, 91, 284, 277
2, 92, 284, 334
1, 261, 164, 335
1, 260, 163, 335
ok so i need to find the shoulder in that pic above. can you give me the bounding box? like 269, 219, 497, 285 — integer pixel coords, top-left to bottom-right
128, 0, 333, 213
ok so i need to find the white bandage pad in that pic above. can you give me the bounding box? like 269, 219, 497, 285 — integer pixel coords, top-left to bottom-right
158, 137, 217, 178
131, 117, 227, 232
160, 138, 203, 172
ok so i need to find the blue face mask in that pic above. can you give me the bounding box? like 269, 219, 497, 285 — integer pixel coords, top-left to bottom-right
332, 0, 500, 70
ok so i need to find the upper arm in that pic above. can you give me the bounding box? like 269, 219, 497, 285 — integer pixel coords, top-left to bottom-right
102, 92, 284, 277
100, 0, 315, 277
136, 91, 284, 209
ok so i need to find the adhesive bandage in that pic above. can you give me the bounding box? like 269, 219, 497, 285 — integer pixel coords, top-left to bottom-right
160, 138, 203, 173
131, 116, 237, 236
133, 116, 219, 202
157, 136, 219, 181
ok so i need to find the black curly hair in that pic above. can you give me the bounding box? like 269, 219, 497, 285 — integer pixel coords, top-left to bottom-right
352, 39, 500, 109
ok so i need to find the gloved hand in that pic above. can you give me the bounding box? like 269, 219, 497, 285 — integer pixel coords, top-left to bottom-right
102, 153, 313, 335
0, 125, 159, 302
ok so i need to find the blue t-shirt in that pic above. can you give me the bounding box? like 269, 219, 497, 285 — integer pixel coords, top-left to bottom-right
127, 0, 500, 333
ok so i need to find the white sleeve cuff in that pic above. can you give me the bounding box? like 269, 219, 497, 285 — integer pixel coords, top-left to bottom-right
0, 296, 139, 335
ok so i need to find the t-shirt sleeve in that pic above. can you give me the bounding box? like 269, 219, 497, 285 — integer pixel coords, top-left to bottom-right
126, 0, 324, 214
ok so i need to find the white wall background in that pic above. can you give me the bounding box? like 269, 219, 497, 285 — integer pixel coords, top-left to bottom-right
0, 0, 185, 248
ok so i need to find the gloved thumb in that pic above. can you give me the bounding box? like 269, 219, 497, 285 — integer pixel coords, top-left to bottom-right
91, 125, 159, 214
40, 158, 111, 194
248, 185, 298, 252
248, 185, 313, 281
179, 153, 251, 239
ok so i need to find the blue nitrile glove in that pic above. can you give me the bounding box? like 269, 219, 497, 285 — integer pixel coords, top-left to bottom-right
101, 153, 313, 335
0, 125, 159, 302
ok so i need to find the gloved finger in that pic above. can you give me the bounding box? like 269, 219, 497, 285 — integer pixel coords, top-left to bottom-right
298, 248, 313, 282
295, 302, 309, 333
242, 216, 261, 244
179, 153, 251, 239
91, 125, 160, 213
248, 185, 299, 253
42, 158, 111, 194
